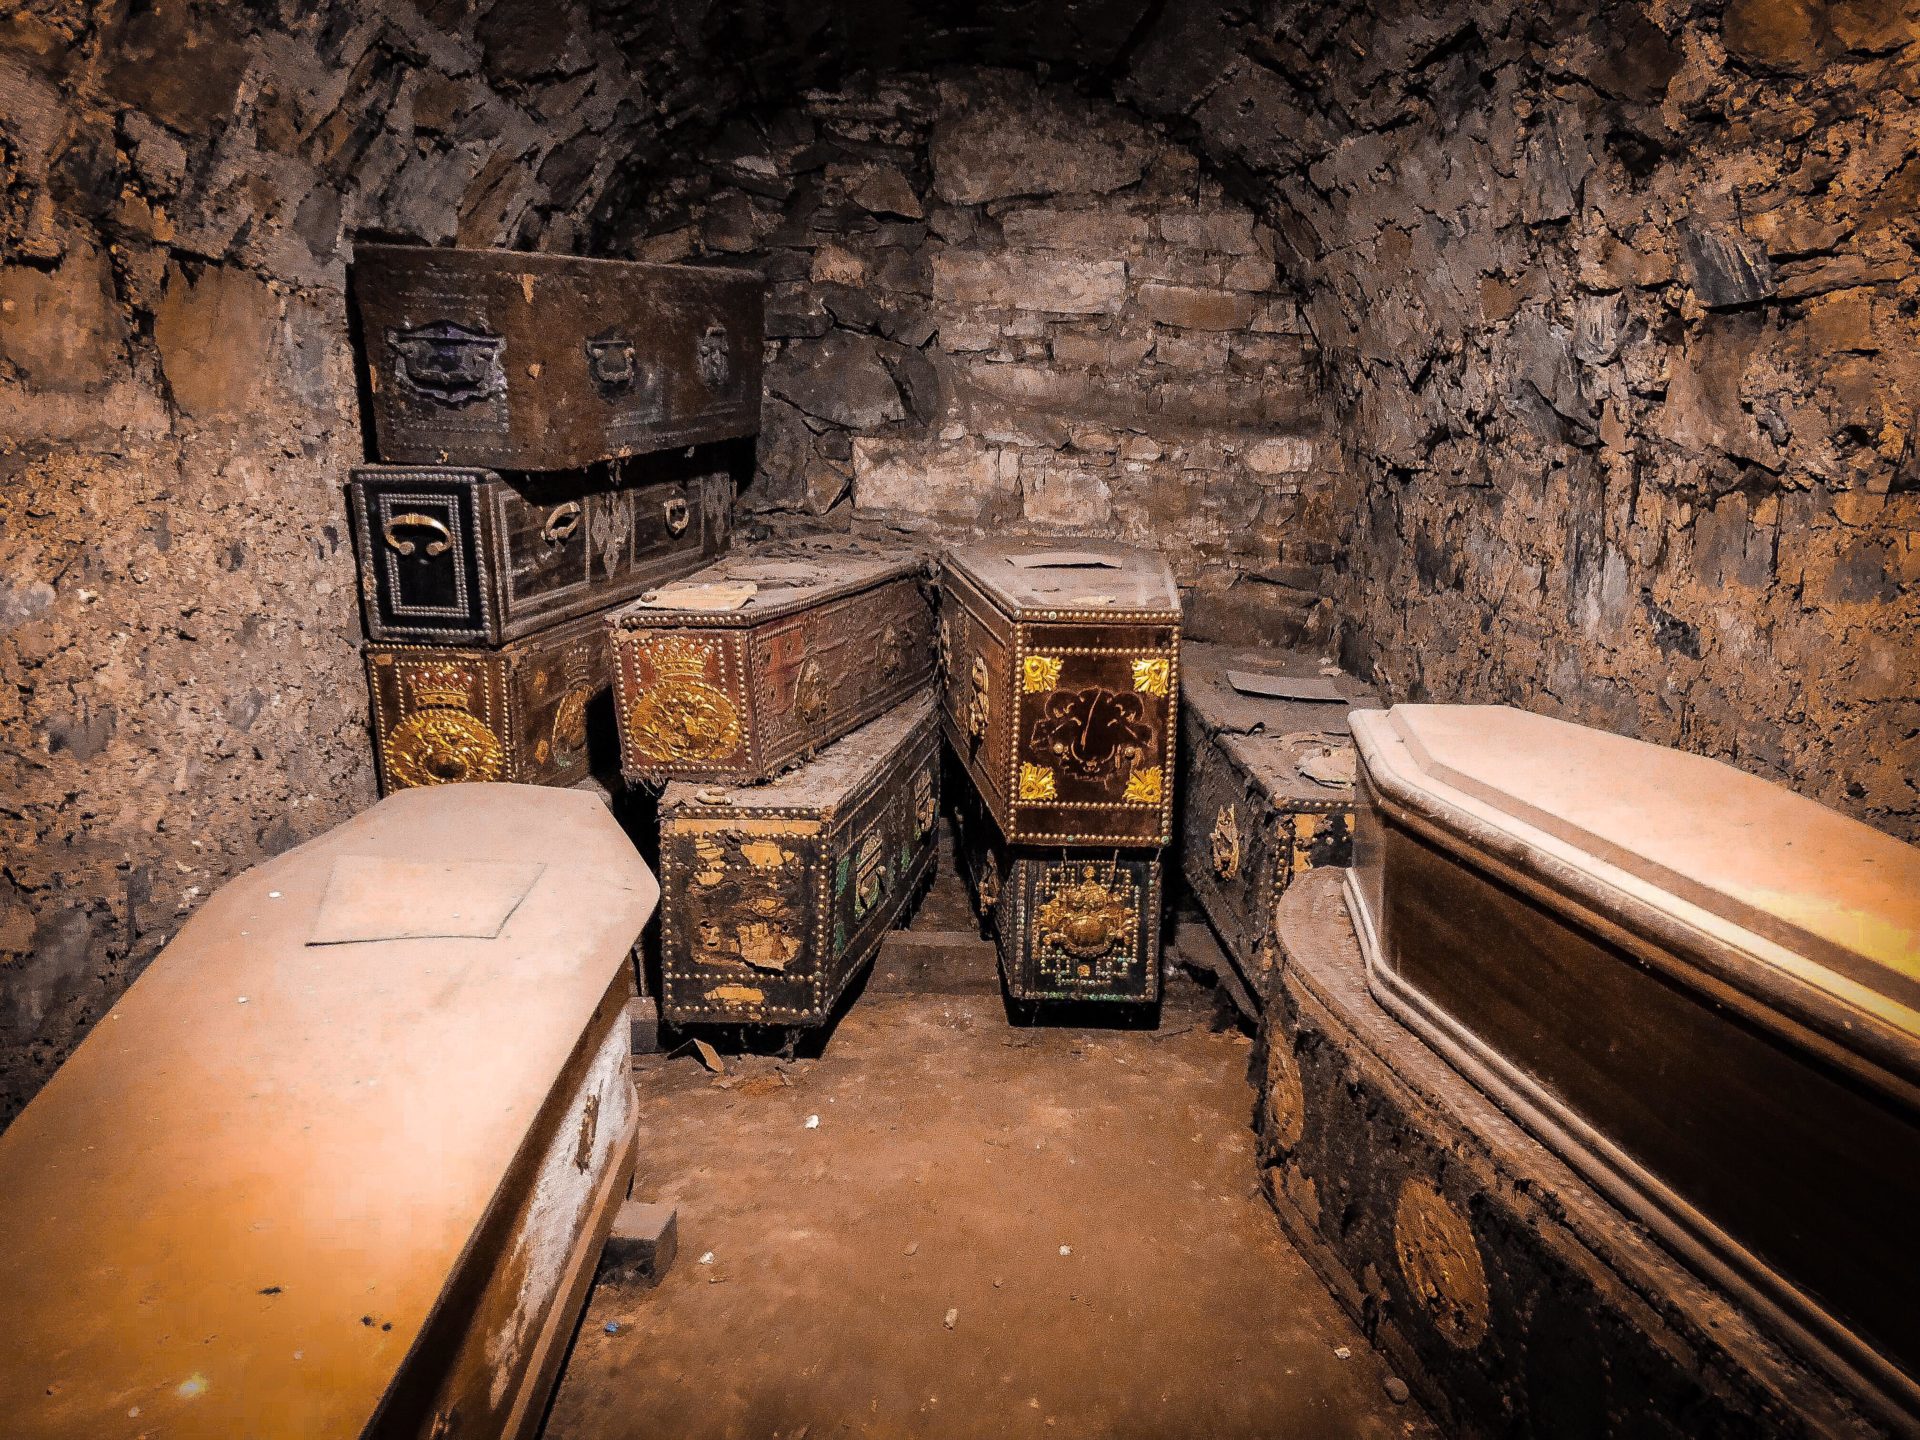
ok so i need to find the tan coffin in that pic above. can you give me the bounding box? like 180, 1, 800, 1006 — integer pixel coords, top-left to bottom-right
1347, 704, 1920, 1430
0, 785, 659, 1439
938, 540, 1181, 848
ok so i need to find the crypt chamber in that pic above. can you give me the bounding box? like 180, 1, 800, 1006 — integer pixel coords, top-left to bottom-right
1, 0, 1917, 1436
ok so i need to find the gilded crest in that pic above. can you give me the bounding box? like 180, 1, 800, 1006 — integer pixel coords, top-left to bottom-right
853, 832, 888, 916
387, 320, 505, 407
551, 686, 592, 763
1023, 654, 1063, 693
1130, 656, 1170, 697
625, 636, 741, 763
1211, 804, 1241, 880
1035, 864, 1137, 965
388, 663, 508, 788
793, 656, 828, 723
1393, 1180, 1491, 1350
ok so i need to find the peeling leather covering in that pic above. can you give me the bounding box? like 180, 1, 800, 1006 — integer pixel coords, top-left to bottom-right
0, 785, 659, 1439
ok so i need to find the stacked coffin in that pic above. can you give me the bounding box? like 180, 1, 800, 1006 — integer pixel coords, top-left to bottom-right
938, 540, 1182, 1008
344, 245, 764, 793
605, 537, 940, 1028
1178, 642, 1378, 1012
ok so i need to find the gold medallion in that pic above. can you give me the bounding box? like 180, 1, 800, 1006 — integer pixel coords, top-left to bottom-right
387, 707, 507, 788
1035, 864, 1137, 963
551, 686, 591, 762
1393, 1180, 1491, 1349
627, 637, 741, 762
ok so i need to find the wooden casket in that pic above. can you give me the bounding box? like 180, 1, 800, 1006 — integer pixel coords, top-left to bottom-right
1178, 642, 1377, 1005
365, 608, 612, 793
657, 691, 940, 1027
347, 458, 731, 647
937, 540, 1180, 848
351, 245, 763, 471
1347, 704, 1920, 1429
608, 539, 934, 787
0, 785, 660, 1439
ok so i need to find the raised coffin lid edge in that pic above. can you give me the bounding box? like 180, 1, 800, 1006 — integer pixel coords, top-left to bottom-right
942, 538, 1180, 617
1352, 703, 1920, 1091
0, 785, 659, 1440
607, 545, 927, 631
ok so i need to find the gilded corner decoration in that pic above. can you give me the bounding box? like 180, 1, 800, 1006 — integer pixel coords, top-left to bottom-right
1123, 766, 1164, 805
1019, 762, 1058, 801
1023, 654, 1064, 692
1130, 656, 1170, 696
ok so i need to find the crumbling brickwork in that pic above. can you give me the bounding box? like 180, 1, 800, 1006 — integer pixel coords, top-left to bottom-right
1117, 0, 1920, 840
619, 70, 1338, 647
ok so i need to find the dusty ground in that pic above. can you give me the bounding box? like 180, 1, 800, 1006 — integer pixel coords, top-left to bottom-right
545, 858, 1433, 1440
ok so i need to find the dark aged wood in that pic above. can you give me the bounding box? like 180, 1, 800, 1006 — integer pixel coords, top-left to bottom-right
937, 539, 1180, 848
1259, 870, 1884, 1440
351, 244, 764, 471
1178, 643, 1378, 1010
950, 773, 1161, 1005
366, 609, 611, 793
0, 786, 658, 1440
607, 538, 935, 786
1348, 704, 1920, 1431
347, 457, 732, 646
657, 693, 939, 1027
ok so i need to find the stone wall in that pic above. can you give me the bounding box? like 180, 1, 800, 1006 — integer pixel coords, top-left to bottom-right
617, 70, 1338, 646
0, 0, 748, 1122
1115, 0, 1920, 839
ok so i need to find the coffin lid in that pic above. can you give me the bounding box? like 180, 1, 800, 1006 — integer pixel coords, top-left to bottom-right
942, 539, 1179, 617
662, 691, 935, 817
0, 786, 659, 1440
608, 541, 926, 629
1354, 704, 1920, 1075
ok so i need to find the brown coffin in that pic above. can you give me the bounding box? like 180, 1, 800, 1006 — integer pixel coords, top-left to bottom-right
937, 540, 1181, 847
1178, 643, 1378, 1005
366, 608, 610, 793
657, 692, 940, 1026
950, 775, 1162, 1005
347, 458, 732, 646
1348, 703, 1920, 1429
0, 785, 659, 1440
607, 538, 935, 786
351, 244, 763, 470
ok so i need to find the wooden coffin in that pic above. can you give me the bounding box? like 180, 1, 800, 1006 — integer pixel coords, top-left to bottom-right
347, 457, 732, 646
950, 775, 1162, 1005
0, 785, 659, 1440
658, 691, 940, 1026
938, 540, 1180, 847
1178, 643, 1377, 1005
607, 539, 935, 786
366, 609, 609, 793
351, 245, 763, 471
1260, 870, 1882, 1440
1348, 704, 1920, 1429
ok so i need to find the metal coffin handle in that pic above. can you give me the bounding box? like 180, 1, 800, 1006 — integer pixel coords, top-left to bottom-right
542, 501, 583, 545
663, 496, 691, 536
383, 513, 454, 557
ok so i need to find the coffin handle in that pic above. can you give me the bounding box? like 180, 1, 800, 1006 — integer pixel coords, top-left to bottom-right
663, 496, 691, 537
541, 501, 583, 545
383, 513, 453, 558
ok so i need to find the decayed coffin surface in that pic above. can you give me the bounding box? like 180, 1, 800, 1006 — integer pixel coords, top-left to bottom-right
1178, 642, 1377, 1005
608, 539, 935, 786
352, 244, 763, 470
347, 457, 731, 646
938, 540, 1180, 847
366, 608, 611, 792
950, 775, 1162, 1004
1260, 870, 1885, 1440
0, 785, 660, 1440
658, 691, 940, 1026
1348, 704, 1920, 1429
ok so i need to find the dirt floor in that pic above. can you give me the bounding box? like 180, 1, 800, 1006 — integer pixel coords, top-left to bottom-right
544, 853, 1435, 1440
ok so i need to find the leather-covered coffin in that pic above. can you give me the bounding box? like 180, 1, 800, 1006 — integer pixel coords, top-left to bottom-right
937, 540, 1180, 847
657, 692, 939, 1026
347, 458, 731, 646
607, 539, 935, 786
1348, 704, 1920, 1429
0, 785, 659, 1440
1179, 643, 1377, 1005
351, 244, 763, 471
366, 609, 609, 792
950, 775, 1161, 1005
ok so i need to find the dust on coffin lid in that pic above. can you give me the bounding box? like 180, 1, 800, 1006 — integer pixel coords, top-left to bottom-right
1362, 704, 1920, 1031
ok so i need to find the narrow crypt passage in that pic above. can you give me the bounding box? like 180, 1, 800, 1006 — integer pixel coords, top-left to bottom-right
546, 858, 1431, 1440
